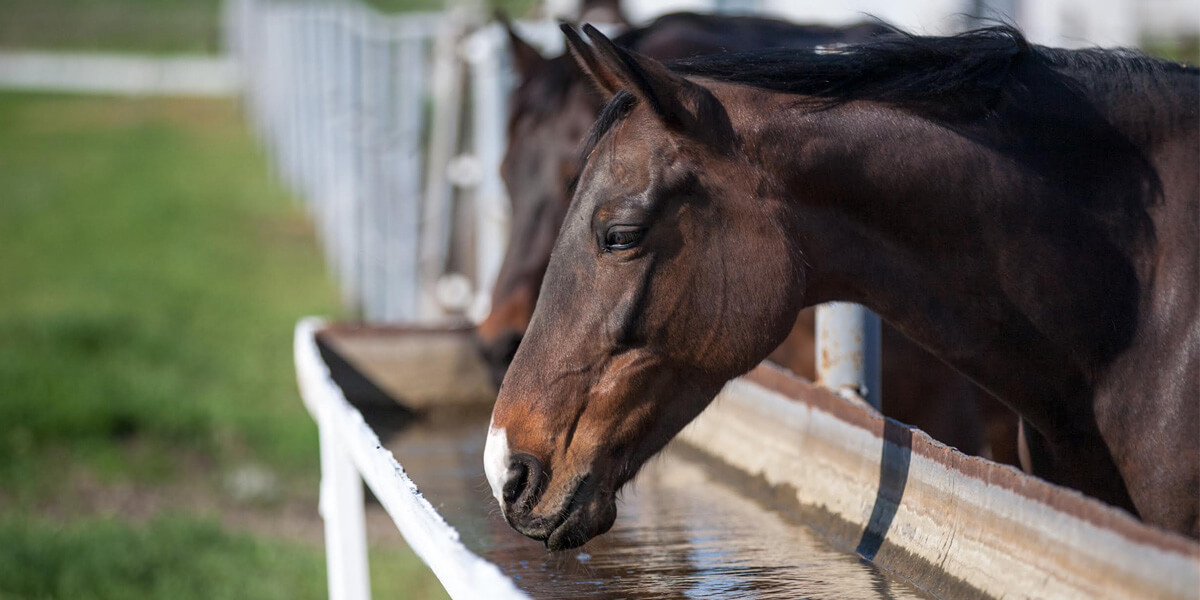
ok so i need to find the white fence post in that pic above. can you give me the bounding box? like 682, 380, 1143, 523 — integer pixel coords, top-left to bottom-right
317, 415, 372, 600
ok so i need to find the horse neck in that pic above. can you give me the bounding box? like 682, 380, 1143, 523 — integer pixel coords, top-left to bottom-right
747, 93, 1167, 431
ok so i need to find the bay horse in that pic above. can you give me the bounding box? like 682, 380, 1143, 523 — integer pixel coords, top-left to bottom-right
477, 14, 1019, 462
486, 24, 1199, 549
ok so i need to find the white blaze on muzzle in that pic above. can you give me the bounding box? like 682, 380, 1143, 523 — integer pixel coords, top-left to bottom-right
483, 422, 511, 508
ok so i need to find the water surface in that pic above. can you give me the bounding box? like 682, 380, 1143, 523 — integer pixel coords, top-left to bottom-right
375, 413, 932, 599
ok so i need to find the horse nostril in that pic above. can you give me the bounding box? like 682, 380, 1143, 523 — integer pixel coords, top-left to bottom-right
502, 462, 526, 504
503, 453, 544, 510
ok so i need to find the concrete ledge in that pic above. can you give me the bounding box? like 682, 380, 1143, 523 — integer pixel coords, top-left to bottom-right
680, 364, 1200, 599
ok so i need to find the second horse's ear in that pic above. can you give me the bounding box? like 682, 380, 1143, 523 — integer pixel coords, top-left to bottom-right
497, 12, 547, 78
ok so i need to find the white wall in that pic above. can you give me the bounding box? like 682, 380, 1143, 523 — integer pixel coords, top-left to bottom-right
549, 0, 1194, 47
757, 0, 970, 35
1015, 0, 1138, 48
624, 0, 719, 23
621, 0, 972, 34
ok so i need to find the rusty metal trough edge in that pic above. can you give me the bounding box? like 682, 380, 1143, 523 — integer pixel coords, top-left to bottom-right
679, 364, 1200, 600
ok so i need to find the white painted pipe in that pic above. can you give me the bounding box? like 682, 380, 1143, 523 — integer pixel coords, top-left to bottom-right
815, 302, 882, 409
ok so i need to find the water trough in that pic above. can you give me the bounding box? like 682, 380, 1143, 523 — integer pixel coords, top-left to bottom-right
295, 318, 1200, 599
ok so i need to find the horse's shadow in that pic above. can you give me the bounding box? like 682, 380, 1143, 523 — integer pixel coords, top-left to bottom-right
856, 419, 914, 561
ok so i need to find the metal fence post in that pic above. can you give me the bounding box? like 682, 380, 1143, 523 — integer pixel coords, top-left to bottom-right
816, 302, 882, 409
463, 24, 511, 322
419, 9, 469, 319
385, 23, 427, 322
315, 6, 338, 272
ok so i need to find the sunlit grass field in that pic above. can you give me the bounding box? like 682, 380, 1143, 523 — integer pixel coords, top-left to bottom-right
0, 0, 223, 54
0, 95, 332, 479
0, 92, 448, 599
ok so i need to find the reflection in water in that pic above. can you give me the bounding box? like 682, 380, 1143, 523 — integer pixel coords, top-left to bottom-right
375, 412, 931, 600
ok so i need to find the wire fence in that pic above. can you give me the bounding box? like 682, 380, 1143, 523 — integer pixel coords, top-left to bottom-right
228, 0, 509, 323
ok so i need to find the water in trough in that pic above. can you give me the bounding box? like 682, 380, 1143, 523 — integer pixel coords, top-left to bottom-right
369, 410, 933, 599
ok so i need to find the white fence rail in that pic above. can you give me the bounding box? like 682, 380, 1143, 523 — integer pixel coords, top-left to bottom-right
294, 318, 530, 600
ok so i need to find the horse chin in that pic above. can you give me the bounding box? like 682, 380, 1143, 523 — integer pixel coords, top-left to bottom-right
544, 491, 617, 551
508, 475, 617, 551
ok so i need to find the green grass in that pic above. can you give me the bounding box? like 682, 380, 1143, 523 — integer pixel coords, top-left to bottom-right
0, 0, 223, 54
1142, 35, 1200, 65
0, 515, 449, 600
0, 94, 337, 481
0, 515, 327, 600
0, 92, 448, 599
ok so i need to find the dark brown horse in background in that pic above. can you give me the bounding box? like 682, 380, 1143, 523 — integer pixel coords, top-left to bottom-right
477, 12, 1019, 463
486, 24, 1198, 550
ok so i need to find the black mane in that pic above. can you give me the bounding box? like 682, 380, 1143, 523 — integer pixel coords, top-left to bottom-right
513, 12, 891, 133
669, 25, 1196, 114
576, 25, 1197, 187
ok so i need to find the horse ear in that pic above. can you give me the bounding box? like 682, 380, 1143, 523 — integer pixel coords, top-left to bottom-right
496, 11, 546, 78
560, 22, 622, 98
580, 24, 730, 147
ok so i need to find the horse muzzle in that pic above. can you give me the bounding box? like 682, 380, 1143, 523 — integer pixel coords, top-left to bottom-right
489, 449, 616, 550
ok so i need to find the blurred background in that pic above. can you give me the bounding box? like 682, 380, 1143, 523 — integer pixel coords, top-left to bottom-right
0, 0, 1194, 599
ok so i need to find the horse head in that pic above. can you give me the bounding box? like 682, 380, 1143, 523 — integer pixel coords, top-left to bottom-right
485, 25, 806, 549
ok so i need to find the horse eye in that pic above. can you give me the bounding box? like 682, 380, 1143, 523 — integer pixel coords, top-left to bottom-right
604, 225, 646, 250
